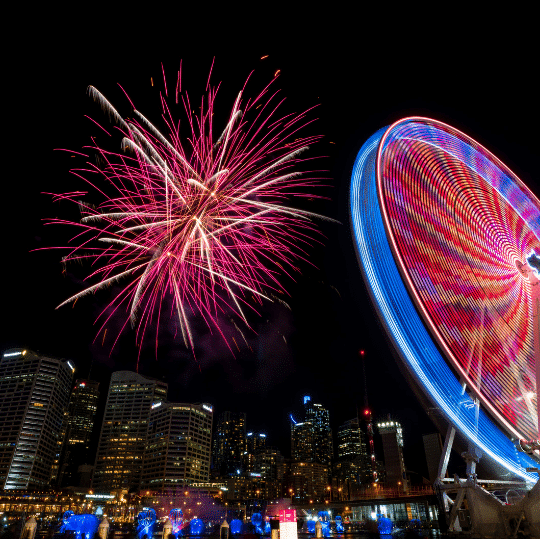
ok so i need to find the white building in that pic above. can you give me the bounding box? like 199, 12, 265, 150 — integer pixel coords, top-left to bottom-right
0, 348, 73, 490
142, 402, 213, 489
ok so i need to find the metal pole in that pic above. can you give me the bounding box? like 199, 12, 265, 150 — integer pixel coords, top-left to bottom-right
360, 350, 378, 483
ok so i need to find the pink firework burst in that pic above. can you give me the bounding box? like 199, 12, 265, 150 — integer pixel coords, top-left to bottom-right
51, 67, 332, 353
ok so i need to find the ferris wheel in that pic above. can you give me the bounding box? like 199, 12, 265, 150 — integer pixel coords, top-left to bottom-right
350, 117, 539, 482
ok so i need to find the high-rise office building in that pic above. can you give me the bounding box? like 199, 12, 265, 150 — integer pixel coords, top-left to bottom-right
245, 431, 267, 472
337, 417, 366, 459
290, 396, 332, 467
93, 371, 167, 490
291, 421, 313, 462
335, 417, 372, 486
142, 401, 213, 489
255, 446, 283, 481
0, 348, 74, 490
377, 417, 408, 490
289, 461, 329, 503
57, 379, 100, 487
246, 431, 266, 456
305, 400, 333, 465
212, 411, 246, 477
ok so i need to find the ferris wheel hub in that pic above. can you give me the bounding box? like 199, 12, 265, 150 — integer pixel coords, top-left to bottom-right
516, 259, 529, 276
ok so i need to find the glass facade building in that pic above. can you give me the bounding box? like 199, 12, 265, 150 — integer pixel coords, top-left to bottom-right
57, 379, 100, 487
305, 401, 333, 466
212, 411, 246, 477
337, 417, 366, 459
0, 348, 73, 490
291, 421, 313, 462
245, 431, 266, 472
290, 397, 333, 467
93, 371, 167, 490
335, 417, 372, 487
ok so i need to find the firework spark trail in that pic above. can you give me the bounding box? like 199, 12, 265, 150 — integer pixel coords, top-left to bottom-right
50, 68, 332, 354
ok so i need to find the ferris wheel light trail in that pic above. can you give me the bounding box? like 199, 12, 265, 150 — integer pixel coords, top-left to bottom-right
351, 118, 539, 481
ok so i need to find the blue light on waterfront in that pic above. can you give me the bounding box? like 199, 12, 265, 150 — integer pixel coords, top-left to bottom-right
137, 508, 157, 539
251, 513, 263, 534
230, 519, 243, 535
60, 511, 100, 539
189, 518, 204, 535
377, 515, 392, 535
169, 508, 183, 536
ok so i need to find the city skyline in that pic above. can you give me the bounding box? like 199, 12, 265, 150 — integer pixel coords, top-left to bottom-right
1, 353, 419, 492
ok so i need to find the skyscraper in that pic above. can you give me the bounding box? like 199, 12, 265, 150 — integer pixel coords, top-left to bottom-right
0, 348, 73, 490
142, 402, 213, 489
377, 418, 408, 490
335, 417, 371, 487
305, 401, 333, 465
246, 432, 266, 456
337, 417, 366, 460
93, 371, 167, 490
291, 421, 313, 462
57, 379, 100, 487
245, 431, 266, 472
255, 446, 283, 481
212, 411, 246, 477
290, 396, 332, 467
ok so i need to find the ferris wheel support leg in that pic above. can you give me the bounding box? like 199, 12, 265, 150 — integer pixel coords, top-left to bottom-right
462, 399, 483, 479
435, 423, 457, 524
438, 424, 456, 482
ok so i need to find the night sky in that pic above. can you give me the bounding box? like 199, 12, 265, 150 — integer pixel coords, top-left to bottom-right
3, 10, 537, 479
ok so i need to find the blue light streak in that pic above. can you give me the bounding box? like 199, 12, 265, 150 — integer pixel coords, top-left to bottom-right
350, 121, 538, 481
137, 508, 157, 539
169, 508, 183, 536
251, 513, 263, 534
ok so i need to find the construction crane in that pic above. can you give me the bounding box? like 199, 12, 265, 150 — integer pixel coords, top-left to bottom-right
360, 349, 378, 483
